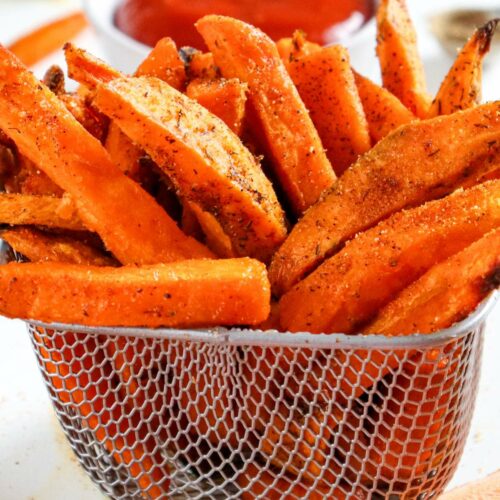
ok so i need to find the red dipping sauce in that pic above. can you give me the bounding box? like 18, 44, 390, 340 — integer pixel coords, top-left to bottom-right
115, 0, 374, 50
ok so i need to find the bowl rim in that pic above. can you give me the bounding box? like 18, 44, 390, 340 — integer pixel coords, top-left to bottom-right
26, 291, 498, 349
83, 0, 378, 54
82, 0, 150, 55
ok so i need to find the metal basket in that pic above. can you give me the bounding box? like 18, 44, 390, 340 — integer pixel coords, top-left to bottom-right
23, 292, 498, 500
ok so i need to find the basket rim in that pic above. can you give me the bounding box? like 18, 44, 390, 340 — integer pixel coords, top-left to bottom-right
26, 291, 498, 350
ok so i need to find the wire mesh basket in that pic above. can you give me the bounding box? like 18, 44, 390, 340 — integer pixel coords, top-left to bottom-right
23, 292, 497, 500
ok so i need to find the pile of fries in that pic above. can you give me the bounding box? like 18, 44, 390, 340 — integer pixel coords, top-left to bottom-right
0, 0, 499, 497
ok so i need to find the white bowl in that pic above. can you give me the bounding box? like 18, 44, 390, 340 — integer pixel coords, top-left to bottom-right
83, 0, 150, 73
83, 0, 378, 76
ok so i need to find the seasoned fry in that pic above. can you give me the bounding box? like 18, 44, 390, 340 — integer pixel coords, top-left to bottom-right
289, 45, 371, 174
2, 227, 116, 266
276, 30, 321, 68
135, 37, 186, 89
64, 43, 122, 90
270, 102, 500, 296
366, 229, 500, 334
65, 44, 248, 256
59, 93, 109, 142
280, 181, 500, 334
8, 12, 87, 67
186, 77, 248, 136
197, 15, 336, 214
105, 38, 186, 184
94, 76, 287, 261
104, 124, 145, 182
0, 193, 85, 230
0, 258, 270, 327
187, 202, 235, 258
0, 47, 213, 265
354, 71, 415, 143
185, 77, 248, 252
3, 154, 63, 197
181, 49, 219, 80
376, 0, 430, 117
429, 19, 499, 117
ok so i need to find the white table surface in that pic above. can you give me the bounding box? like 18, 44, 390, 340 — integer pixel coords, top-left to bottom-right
0, 0, 499, 498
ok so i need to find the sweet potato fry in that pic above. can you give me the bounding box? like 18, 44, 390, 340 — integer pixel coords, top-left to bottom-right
187, 202, 235, 258
354, 71, 415, 143
42, 65, 109, 141
0, 193, 85, 230
288, 46, 371, 174
280, 181, 500, 334
185, 78, 248, 252
376, 0, 430, 117
269, 102, 500, 296
105, 38, 186, 184
0, 47, 212, 265
181, 49, 219, 80
94, 76, 287, 261
186, 77, 248, 135
366, 228, 500, 334
8, 12, 87, 67
64, 43, 122, 90
429, 19, 499, 118
0, 258, 270, 327
135, 37, 186, 89
197, 15, 336, 214
276, 30, 321, 68
104, 124, 145, 182
65, 44, 255, 256
58, 93, 109, 142
1, 227, 116, 266
3, 154, 63, 197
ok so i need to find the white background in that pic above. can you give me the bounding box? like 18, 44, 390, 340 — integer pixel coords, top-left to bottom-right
0, 0, 499, 498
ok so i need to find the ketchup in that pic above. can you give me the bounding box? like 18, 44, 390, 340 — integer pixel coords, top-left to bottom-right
115, 0, 374, 49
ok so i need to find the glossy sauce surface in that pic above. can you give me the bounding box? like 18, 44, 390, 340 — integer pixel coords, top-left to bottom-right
115, 0, 374, 49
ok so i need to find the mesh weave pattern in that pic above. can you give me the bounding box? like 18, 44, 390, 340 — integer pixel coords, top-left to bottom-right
27, 322, 485, 499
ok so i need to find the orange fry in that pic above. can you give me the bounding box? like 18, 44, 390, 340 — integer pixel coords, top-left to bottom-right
429, 19, 499, 117
64, 43, 122, 89
366, 228, 500, 334
135, 37, 186, 89
1, 227, 116, 266
0, 47, 212, 265
186, 77, 248, 136
94, 76, 287, 261
0, 258, 270, 327
197, 15, 336, 215
289, 45, 371, 174
8, 12, 87, 67
270, 102, 500, 296
0, 193, 85, 231
376, 0, 430, 117
354, 71, 415, 143
279, 181, 500, 334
